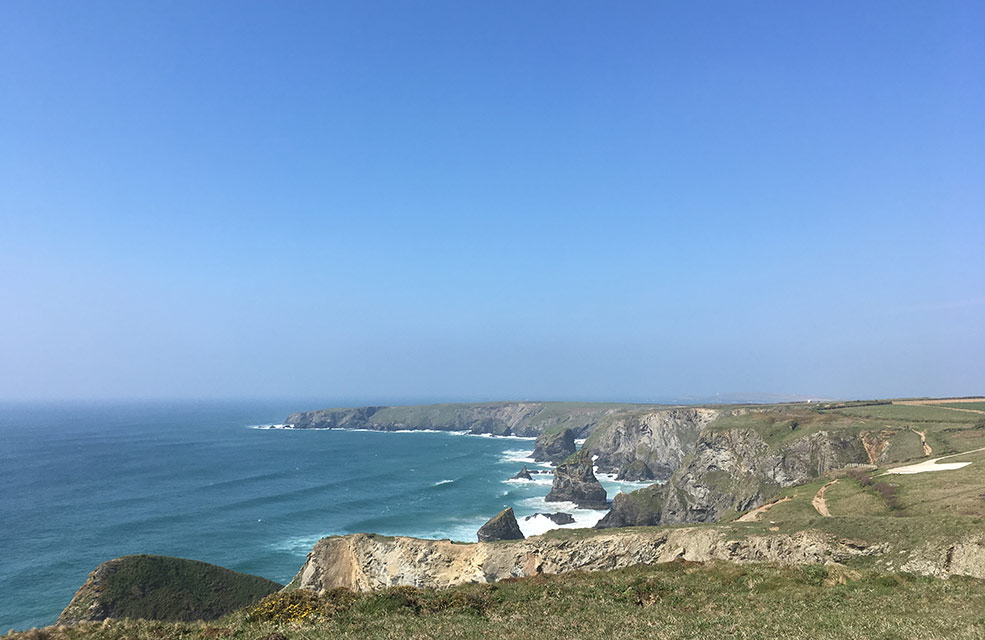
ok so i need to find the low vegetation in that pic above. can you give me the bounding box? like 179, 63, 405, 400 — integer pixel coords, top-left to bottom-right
10, 561, 985, 640
57, 556, 281, 625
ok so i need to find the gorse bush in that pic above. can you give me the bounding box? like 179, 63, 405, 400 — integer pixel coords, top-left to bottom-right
846, 469, 873, 486
244, 584, 494, 625
873, 481, 900, 509
246, 589, 357, 624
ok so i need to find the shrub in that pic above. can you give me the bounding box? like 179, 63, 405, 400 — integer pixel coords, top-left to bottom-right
873, 482, 900, 509
846, 469, 873, 486
245, 588, 356, 624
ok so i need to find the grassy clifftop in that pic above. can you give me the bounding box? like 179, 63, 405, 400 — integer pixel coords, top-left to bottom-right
14, 560, 985, 640
57, 555, 281, 625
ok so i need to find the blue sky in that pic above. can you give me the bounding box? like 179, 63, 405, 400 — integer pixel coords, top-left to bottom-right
1, 1, 983, 401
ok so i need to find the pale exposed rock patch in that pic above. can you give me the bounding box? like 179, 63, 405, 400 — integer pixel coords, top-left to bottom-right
289, 528, 904, 593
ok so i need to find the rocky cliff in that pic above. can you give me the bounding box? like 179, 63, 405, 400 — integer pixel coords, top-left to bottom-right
287, 528, 985, 593
532, 428, 577, 463
584, 408, 717, 479
598, 428, 869, 528
285, 402, 637, 437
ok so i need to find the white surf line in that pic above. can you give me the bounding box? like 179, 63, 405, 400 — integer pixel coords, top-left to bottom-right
882, 445, 985, 475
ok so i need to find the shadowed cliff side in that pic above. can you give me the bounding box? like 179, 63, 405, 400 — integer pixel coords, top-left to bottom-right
598, 428, 871, 528
58, 555, 281, 624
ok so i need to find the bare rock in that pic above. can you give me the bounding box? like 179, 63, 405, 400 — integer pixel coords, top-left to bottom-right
546, 450, 608, 509
532, 428, 577, 464
477, 508, 525, 542
512, 466, 533, 480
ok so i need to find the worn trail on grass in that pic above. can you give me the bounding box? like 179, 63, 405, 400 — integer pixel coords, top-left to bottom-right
736, 496, 793, 522
911, 428, 932, 456
812, 480, 838, 517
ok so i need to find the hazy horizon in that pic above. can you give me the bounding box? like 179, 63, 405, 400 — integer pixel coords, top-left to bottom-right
2, 2, 983, 402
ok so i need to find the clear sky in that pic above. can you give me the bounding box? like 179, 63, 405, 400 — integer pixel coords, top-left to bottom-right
1, 1, 983, 402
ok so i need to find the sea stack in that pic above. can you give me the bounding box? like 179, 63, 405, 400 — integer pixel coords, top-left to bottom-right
532, 428, 577, 464
477, 508, 525, 542
545, 450, 608, 509
512, 465, 533, 480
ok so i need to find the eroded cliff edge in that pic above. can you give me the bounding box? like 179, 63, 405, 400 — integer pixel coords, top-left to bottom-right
287, 528, 985, 593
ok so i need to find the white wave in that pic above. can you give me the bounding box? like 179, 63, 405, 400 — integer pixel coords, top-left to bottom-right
499, 449, 536, 464
514, 497, 608, 537
503, 476, 553, 486
268, 534, 324, 553
251, 425, 535, 440
433, 479, 454, 486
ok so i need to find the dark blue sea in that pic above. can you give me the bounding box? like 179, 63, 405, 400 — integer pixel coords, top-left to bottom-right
0, 400, 650, 631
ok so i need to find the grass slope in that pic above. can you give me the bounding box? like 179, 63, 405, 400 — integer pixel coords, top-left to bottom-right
58, 555, 281, 624
13, 561, 985, 640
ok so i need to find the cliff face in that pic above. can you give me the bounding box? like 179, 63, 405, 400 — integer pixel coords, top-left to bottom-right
584, 408, 717, 479
599, 429, 869, 528
532, 428, 576, 463
288, 527, 985, 593
284, 403, 632, 438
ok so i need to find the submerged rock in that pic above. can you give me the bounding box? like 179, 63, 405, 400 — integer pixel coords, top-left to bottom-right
525, 512, 576, 525
512, 466, 533, 480
545, 450, 608, 509
532, 428, 577, 464
616, 459, 655, 481
477, 508, 525, 542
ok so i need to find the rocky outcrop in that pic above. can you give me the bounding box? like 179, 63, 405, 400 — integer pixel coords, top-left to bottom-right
599, 429, 869, 528
532, 428, 577, 464
901, 534, 985, 579
525, 512, 575, 525
596, 485, 666, 528
288, 528, 902, 593
512, 466, 533, 480
477, 508, 525, 542
284, 402, 635, 437
546, 450, 608, 509
584, 408, 717, 479
58, 555, 281, 624
616, 459, 655, 481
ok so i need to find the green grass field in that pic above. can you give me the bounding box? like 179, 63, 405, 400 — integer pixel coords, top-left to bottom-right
830, 404, 975, 423
12, 561, 985, 640
938, 402, 985, 412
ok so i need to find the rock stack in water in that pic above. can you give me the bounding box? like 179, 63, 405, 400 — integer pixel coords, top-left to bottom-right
477, 508, 525, 542
512, 466, 533, 480
532, 428, 577, 464
545, 450, 608, 509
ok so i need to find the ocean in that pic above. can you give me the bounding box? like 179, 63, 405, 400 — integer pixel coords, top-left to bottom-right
0, 400, 653, 632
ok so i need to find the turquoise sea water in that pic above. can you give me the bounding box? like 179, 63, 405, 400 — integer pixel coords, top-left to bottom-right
0, 401, 650, 631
